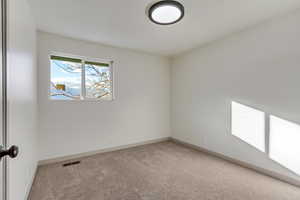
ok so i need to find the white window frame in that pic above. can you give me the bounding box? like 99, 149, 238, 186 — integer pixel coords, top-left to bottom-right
49, 52, 114, 101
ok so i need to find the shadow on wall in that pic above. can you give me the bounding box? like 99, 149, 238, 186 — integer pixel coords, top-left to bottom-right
231, 101, 300, 176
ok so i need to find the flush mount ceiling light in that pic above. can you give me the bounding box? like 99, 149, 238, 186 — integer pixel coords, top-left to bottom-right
148, 0, 184, 25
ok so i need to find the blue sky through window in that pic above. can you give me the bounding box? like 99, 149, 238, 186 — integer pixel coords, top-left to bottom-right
50, 60, 81, 100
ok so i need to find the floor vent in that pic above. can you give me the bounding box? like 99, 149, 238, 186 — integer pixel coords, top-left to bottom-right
62, 161, 81, 167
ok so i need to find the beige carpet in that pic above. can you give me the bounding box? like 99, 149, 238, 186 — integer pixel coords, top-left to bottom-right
29, 141, 300, 200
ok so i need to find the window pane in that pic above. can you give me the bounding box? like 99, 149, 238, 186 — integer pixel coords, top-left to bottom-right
231, 101, 265, 152
85, 63, 112, 100
270, 116, 300, 175
50, 59, 81, 100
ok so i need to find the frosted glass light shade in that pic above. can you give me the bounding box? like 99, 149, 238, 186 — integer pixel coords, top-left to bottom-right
148, 1, 184, 25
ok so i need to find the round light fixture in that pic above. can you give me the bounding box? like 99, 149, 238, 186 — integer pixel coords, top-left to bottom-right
148, 0, 184, 25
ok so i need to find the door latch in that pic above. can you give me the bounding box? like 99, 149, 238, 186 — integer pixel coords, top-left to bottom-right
0, 145, 19, 161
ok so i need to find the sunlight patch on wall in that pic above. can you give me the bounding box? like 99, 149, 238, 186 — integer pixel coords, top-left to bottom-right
231, 101, 265, 152
270, 116, 300, 175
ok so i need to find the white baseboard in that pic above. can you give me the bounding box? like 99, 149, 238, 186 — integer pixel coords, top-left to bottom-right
37, 136, 300, 188
170, 137, 300, 188
38, 137, 171, 166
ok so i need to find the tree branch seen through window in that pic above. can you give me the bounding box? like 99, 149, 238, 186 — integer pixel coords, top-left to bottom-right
50, 55, 113, 100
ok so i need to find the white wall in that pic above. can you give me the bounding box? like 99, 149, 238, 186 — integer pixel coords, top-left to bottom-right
8, 0, 38, 199
37, 32, 170, 160
171, 9, 300, 181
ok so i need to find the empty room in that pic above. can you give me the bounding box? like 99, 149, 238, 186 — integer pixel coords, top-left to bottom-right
1, 0, 300, 199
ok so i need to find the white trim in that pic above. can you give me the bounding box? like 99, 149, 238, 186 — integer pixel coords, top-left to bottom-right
50, 51, 112, 64
80, 60, 85, 100
38, 137, 171, 166
36, 137, 300, 188
110, 61, 115, 100
265, 113, 270, 155
171, 138, 300, 188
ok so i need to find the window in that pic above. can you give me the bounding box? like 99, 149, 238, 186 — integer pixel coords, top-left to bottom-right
231, 101, 265, 152
269, 116, 300, 175
50, 55, 113, 100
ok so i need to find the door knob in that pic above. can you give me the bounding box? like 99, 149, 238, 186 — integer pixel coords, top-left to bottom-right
0, 145, 19, 161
